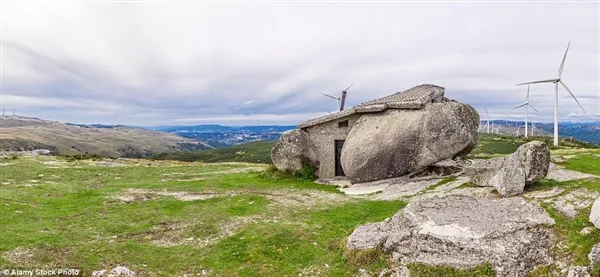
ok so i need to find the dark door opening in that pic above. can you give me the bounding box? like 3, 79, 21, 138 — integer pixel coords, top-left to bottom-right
335, 140, 345, 177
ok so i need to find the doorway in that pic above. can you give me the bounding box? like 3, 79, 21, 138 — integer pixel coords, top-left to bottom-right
334, 140, 345, 177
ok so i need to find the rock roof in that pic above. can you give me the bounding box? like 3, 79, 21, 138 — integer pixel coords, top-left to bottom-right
298, 84, 445, 129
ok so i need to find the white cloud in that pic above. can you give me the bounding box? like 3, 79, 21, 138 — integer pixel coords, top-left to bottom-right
2, 0, 599, 125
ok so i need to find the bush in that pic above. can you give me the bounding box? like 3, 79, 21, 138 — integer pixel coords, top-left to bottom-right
295, 164, 316, 180
261, 164, 317, 181
60, 154, 106, 162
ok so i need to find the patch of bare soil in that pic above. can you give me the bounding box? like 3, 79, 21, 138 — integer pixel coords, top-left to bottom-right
2, 247, 36, 266
196, 167, 266, 175
111, 189, 230, 203
258, 189, 350, 209
108, 188, 348, 247
546, 163, 598, 182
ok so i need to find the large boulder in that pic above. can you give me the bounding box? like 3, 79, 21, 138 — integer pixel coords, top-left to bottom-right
591, 197, 600, 229
348, 194, 555, 277
341, 101, 479, 183
465, 141, 550, 196
271, 129, 319, 173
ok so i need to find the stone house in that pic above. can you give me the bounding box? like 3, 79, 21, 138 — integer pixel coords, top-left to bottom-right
297, 84, 446, 179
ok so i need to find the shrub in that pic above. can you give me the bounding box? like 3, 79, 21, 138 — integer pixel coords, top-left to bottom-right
295, 164, 316, 180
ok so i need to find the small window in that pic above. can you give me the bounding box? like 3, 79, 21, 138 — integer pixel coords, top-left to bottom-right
338, 120, 349, 128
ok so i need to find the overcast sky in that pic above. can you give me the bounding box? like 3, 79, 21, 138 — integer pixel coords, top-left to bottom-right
2, 0, 599, 126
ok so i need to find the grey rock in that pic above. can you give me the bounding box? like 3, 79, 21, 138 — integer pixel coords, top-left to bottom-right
347, 221, 390, 250
523, 187, 565, 199
546, 165, 598, 182
32, 149, 51, 155
464, 141, 550, 196
92, 270, 107, 277
374, 179, 441, 200
271, 129, 319, 173
589, 243, 600, 267
591, 197, 600, 229
567, 266, 590, 277
554, 189, 599, 218
107, 266, 135, 277
375, 195, 554, 277
580, 227, 595, 236
340, 102, 479, 183
376, 266, 411, 277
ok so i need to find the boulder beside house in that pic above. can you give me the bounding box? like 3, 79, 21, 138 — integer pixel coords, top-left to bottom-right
270, 84, 480, 183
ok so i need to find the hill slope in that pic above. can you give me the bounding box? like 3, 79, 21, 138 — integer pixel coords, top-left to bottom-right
151, 140, 275, 163
0, 117, 212, 157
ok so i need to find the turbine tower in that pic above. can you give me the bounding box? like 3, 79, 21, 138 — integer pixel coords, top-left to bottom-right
319, 83, 355, 111
511, 84, 541, 138
485, 107, 490, 134
516, 42, 586, 146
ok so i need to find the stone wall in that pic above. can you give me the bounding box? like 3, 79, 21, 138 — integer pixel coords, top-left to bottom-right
302, 114, 360, 179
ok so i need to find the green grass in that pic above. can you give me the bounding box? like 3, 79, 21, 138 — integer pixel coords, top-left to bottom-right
151, 140, 276, 164
0, 156, 404, 276
470, 133, 598, 158
426, 176, 458, 191
2, 133, 599, 276
540, 203, 600, 266
556, 150, 600, 175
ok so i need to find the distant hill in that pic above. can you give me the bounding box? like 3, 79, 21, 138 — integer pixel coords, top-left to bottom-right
536, 121, 600, 146
0, 117, 213, 157
150, 124, 296, 147
479, 120, 599, 146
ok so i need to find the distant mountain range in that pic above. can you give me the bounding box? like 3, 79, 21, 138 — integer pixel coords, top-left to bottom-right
480, 120, 600, 145
150, 125, 296, 147
1, 117, 212, 157
155, 121, 599, 148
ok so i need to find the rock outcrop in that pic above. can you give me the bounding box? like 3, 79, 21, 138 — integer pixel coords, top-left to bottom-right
347, 194, 555, 277
589, 243, 600, 268
591, 197, 600, 229
346, 221, 390, 250
464, 141, 550, 196
340, 102, 479, 183
270, 129, 319, 173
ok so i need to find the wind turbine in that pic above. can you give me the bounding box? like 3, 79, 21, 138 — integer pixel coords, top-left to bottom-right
319, 83, 354, 111
511, 84, 541, 138
516, 41, 586, 146
484, 107, 490, 134
514, 125, 522, 137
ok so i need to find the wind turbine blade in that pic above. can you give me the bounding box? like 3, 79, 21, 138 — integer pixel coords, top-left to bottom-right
319, 93, 339, 100
484, 107, 490, 117
511, 102, 528, 111
560, 81, 586, 113
528, 103, 541, 115
345, 83, 355, 92
527, 84, 530, 100
516, 79, 559, 86
558, 41, 571, 77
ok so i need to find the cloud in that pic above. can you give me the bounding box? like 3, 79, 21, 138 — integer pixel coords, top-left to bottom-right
2, 0, 599, 125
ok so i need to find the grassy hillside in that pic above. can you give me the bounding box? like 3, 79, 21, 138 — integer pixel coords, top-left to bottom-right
0, 117, 212, 158
0, 157, 405, 276
471, 133, 598, 157
151, 140, 275, 163
2, 133, 599, 276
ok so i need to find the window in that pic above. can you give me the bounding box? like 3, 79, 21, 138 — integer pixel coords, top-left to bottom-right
338, 120, 349, 128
